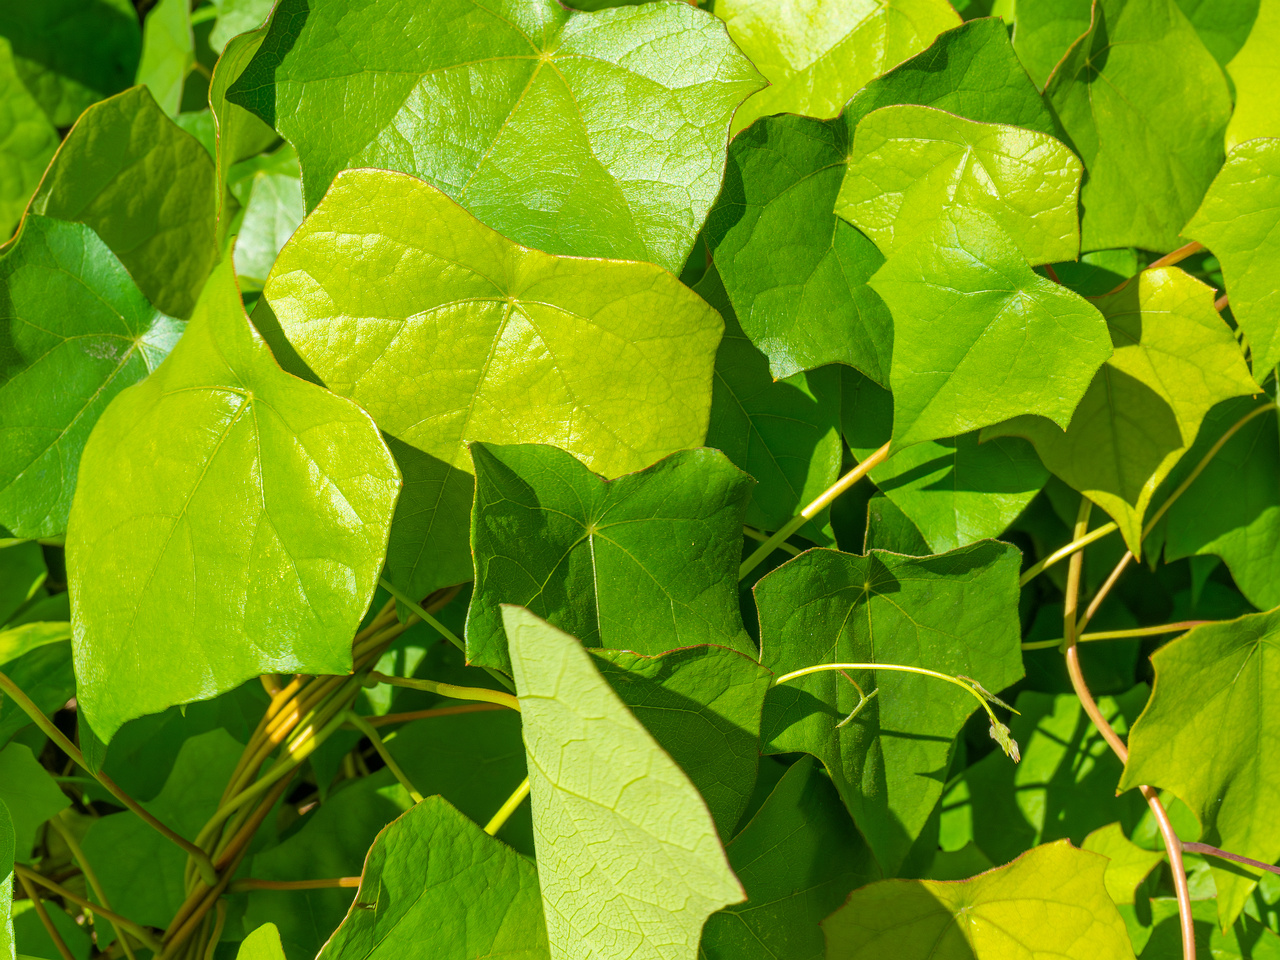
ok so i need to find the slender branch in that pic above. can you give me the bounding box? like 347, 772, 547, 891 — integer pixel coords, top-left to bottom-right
1076, 550, 1132, 635
365, 703, 505, 727
366, 671, 520, 712
228, 877, 361, 893
346, 711, 423, 803
0, 669, 218, 886
203, 902, 227, 960
743, 525, 801, 556
1061, 499, 1091, 651
1183, 842, 1280, 876
484, 777, 531, 836
377, 576, 465, 651
48, 818, 139, 960
15, 872, 75, 960
1100, 242, 1204, 297
1018, 522, 1118, 587
1215, 293, 1230, 313
740, 441, 892, 580
1021, 621, 1207, 651
15, 865, 163, 954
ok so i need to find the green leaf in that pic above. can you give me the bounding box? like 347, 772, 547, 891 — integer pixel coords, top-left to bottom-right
266, 169, 722, 479
136, 0, 194, 117
869, 208, 1111, 447
230, 167, 304, 291
716, 0, 960, 135
1183, 138, 1280, 374
590, 645, 773, 839
238, 924, 287, 960
0, 800, 12, 960
938, 688, 1150, 868
316, 797, 549, 960
1082, 823, 1165, 906
1176, 0, 1261, 67
1006, 0, 1095, 88
0, 38, 57, 240
823, 840, 1137, 960
0, 0, 140, 128
0, 743, 69, 859
0, 624, 69, 667
986, 266, 1259, 555
705, 17, 1055, 382
0, 216, 183, 539
842, 370, 1049, 553
503, 606, 745, 959
66, 261, 400, 742
81, 729, 241, 928
244, 771, 413, 960
755, 542, 1024, 873
699, 756, 879, 960
1224, 1, 1279, 149
1157, 396, 1280, 611
228, 0, 763, 273
1141, 898, 1280, 960
698, 266, 842, 544
1045, 0, 1232, 252
862, 495, 930, 555
1121, 609, 1280, 927
467, 443, 753, 675
211, 0, 274, 54
0, 643, 73, 749
837, 104, 1082, 266
0, 542, 44, 625
26, 86, 218, 319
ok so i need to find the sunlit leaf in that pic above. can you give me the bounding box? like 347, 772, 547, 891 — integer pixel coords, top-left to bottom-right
136, 0, 193, 117
1224, 0, 1280, 149
238, 924, 287, 960
0, 744, 67, 859
0, 38, 56, 240
0, 800, 11, 960
1082, 822, 1165, 906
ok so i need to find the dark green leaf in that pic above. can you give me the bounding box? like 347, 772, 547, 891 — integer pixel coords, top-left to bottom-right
137, 0, 194, 117
862, 495, 930, 556
0, 743, 67, 858
0, 38, 57, 239
1175, 0, 1260, 67
0, 642, 74, 749
0, 542, 44, 625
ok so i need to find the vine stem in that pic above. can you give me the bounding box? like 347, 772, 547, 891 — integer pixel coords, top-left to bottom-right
366, 703, 504, 727
1021, 621, 1208, 651
16, 872, 75, 960
15, 865, 164, 954
1018, 522, 1118, 586
345, 711, 424, 803
740, 441, 892, 580
742, 525, 801, 556
1061, 498, 1195, 960
1182, 842, 1280, 877
48, 817, 139, 960
366, 671, 521, 711
229, 877, 361, 892
0, 668, 218, 886
1101, 241, 1204, 295
484, 777, 531, 836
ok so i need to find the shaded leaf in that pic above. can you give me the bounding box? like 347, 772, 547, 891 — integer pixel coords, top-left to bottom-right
0, 642, 73, 749
1007, 0, 1095, 87
267, 169, 722, 479
229, 0, 763, 272
755, 543, 1023, 873
1176, 0, 1261, 67
211, 0, 274, 53
66, 261, 399, 742
837, 104, 1082, 265
823, 840, 1136, 960
987, 266, 1259, 555
316, 797, 549, 960
468, 443, 753, 674
1082, 823, 1165, 906
230, 164, 304, 292
700, 756, 879, 960
862, 495, 930, 556
0, 543, 43, 625
503, 606, 744, 960
0, 216, 182, 539
1045, 0, 1232, 251
0, 744, 67, 859
0, 38, 57, 240
136, 0, 193, 117
716, 0, 959, 135
869, 208, 1110, 447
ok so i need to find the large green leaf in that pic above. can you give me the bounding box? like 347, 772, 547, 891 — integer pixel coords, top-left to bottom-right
837, 104, 1082, 265
503, 606, 744, 960
1007, 0, 1095, 87
1045, 0, 1232, 252
66, 261, 399, 742
0, 38, 56, 240
715, 0, 959, 135
1082, 822, 1165, 907
700, 756, 879, 960
869, 208, 1111, 447
81, 730, 242, 928
1121, 609, 1280, 927
1183, 138, 1280, 374
0, 800, 11, 960
229, 162, 305, 292
266, 169, 722, 479
698, 266, 841, 544
228, 0, 763, 273
1225, 0, 1279, 149
1175, 0, 1260, 66
0, 0, 140, 128
467, 443, 753, 674
25, 86, 218, 319
316, 797, 549, 960
755, 542, 1023, 873
987, 266, 1259, 554
823, 841, 1136, 960
1157, 397, 1280, 611
705, 17, 1056, 382
591, 645, 772, 839
0, 743, 67, 859
842, 369, 1049, 554
136, 0, 194, 117
0, 216, 182, 539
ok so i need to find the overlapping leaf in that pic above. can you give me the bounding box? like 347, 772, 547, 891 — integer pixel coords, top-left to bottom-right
211, 0, 274, 54
755, 542, 1023, 873
467, 442, 753, 674
1122, 609, 1280, 927
0, 38, 57, 239
987, 267, 1259, 554
1006, 0, 1095, 87
715, 0, 959, 134
1083, 823, 1165, 907
705, 17, 1057, 382
66, 261, 400, 741
837, 105, 1082, 265
503, 606, 744, 960
823, 841, 1136, 960
266, 169, 722, 479
316, 797, 549, 960
229, 0, 763, 273
0, 744, 68, 858
869, 208, 1111, 447
1224, 0, 1280, 149
1183, 139, 1280, 374
0, 216, 182, 539
238, 924, 288, 960
1045, 0, 1232, 252
0, 800, 11, 960
136, 0, 194, 117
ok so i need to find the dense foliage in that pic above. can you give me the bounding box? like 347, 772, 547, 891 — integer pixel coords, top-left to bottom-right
2, 0, 1279, 958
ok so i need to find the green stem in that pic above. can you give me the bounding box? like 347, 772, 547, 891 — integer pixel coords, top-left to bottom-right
1021, 621, 1208, 651
366, 671, 521, 712
15, 865, 164, 954
229, 877, 361, 893
484, 777, 531, 836
0, 669, 218, 886
1018, 522, 1117, 586
740, 441, 891, 580
15, 872, 74, 960
48, 818, 139, 960
345, 711, 423, 803
742, 526, 801, 556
